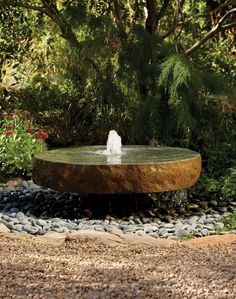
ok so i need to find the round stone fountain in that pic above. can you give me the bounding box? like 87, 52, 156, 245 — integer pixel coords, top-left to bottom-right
33, 131, 201, 194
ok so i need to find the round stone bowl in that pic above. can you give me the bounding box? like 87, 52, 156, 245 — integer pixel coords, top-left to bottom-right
32, 146, 201, 194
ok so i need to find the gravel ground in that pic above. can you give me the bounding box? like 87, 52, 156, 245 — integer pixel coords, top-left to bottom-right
0, 235, 236, 299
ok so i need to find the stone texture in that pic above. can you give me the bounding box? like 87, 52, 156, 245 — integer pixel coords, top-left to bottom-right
0, 223, 10, 233
33, 146, 201, 194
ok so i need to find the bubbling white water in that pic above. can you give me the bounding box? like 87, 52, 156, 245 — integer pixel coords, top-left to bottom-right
106, 130, 122, 155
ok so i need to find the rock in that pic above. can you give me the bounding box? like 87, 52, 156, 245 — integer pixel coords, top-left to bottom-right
16, 212, 28, 221
32, 147, 201, 193
0, 223, 10, 233
110, 228, 124, 235
204, 218, 213, 224
228, 206, 236, 212
133, 218, 142, 225
193, 211, 205, 216
52, 222, 61, 229
9, 207, 19, 214
159, 228, 168, 236
144, 226, 154, 234
217, 201, 228, 207
217, 207, 228, 213
195, 224, 203, 230
164, 223, 174, 229
203, 224, 215, 230
212, 214, 221, 219
147, 232, 159, 238
178, 207, 187, 214
52, 227, 65, 233
6, 178, 23, 188
188, 216, 198, 226
36, 219, 48, 227
94, 226, 105, 232
201, 229, 210, 236
43, 223, 52, 230
3, 221, 16, 231
135, 230, 146, 236
186, 225, 196, 233
37, 228, 47, 235
162, 215, 173, 222
124, 227, 136, 233
13, 224, 23, 232
163, 233, 171, 238
23, 224, 38, 235
142, 217, 152, 224
110, 221, 120, 227
128, 220, 135, 225
199, 201, 208, 209
209, 200, 218, 208
80, 225, 94, 230
175, 228, 188, 238
187, 204, 199, 210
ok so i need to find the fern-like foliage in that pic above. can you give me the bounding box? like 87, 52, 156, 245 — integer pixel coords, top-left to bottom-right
156, 55, 202, 145
159, 54, 201, 106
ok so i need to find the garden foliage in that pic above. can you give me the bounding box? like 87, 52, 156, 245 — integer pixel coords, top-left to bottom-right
0, 110, 48, 178
0, 0, 235, 197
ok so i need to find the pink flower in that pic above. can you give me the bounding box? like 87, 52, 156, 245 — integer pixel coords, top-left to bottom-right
26, 128, 33, 134
2, 111, 8, 116
35, 131, 49, 139
21, 110, 30, 116
40, 131, 49, 139
23, 120, 30, 126
7, 115, 15, 120
5, 130, 13, 136
7, 125, 14, 129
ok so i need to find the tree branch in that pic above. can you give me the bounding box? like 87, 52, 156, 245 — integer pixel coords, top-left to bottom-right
5, 0, 81, 49
156, 0, 171, 25
178, 0, 231, 27
221, 22, 236, 30
160, 0, 181, 39
5, 0, 47, 15
185, 8, 236, 56
145, 0, 157, 34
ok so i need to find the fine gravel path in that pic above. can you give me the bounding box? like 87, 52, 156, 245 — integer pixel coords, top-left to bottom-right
0, 235, 236, 299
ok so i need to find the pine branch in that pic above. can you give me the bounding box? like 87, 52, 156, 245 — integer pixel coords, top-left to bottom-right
185, 8, 236, 56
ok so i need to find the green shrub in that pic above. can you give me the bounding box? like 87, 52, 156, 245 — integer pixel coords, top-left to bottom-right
222, 210, 236, 231
0, 109, 48, 178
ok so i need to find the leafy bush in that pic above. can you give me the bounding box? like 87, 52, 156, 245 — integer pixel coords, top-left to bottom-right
222, 210, 236, 231
0, 109, 48, 178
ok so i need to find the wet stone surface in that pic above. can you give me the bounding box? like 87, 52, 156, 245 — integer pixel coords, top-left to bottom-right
0, 180, 235, 238
33, 146, 201, 193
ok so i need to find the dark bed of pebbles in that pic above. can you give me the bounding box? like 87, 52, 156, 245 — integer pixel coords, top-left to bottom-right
0, 180, 235, 239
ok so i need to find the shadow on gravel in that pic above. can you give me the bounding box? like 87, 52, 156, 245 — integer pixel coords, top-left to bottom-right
0, 188, 189, 220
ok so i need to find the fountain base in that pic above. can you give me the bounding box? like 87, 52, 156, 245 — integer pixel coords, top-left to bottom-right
32, 146, 201, 194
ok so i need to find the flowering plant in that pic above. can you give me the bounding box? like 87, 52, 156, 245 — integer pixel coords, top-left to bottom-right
0, 109, 48, 177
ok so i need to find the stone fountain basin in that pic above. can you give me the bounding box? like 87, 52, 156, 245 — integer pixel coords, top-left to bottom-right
32, 146, 201, 194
